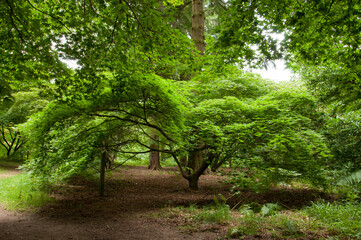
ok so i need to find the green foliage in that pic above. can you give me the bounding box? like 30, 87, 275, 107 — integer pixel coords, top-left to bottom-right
0, 91, 49, 125
2, 0, 348, 198
338, 170, 361, 187
260, 203, 282, 217
0, 91, 49, 159
214, 0, 282, 67
324, 111, 361, 171
335, 170, 361, 202
0, 173, 52, 210
303, 202, 361, 238
185, 72, 329, 190
216, 0, 361, 112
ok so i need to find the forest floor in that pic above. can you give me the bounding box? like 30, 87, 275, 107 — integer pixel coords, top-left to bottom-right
0, 165, 332, 240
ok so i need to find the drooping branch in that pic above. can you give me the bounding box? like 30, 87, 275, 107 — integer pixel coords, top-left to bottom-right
123, 0, 152, 42
90, 112, 176, 144
5, 0, 24, 42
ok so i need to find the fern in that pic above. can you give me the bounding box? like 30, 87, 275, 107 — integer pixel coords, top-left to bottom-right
337, 170, 361, 186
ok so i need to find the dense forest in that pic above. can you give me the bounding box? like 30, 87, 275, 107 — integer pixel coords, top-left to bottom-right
1, 0, 361, 239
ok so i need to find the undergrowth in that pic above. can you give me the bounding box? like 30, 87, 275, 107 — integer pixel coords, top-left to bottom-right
160, 198, 361, 239
0, 173, 52, 210
302, 202, 361, 238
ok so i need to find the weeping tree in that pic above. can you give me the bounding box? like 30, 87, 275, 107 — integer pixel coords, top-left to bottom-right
23, 73, 188, 195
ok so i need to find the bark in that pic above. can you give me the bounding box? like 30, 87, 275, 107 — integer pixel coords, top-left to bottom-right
192, 0, 205, 54
186, 156, 210, 190
148, 132, 162, 170
100, 150, 106, 197
180, 156, 188, 167
160, 142, 166, 162
188, 175, 200, 190
186, 149, 203, 174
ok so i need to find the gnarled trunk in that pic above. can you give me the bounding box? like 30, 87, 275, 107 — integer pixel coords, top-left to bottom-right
188, 175, 201, 190
186, 156, 210, 190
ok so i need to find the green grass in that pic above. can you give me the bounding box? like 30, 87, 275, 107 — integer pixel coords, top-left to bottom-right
228, 202, 361, 239
195, 203, 231, 224
302, 202, 361, 238
0, 173, 52, 210
159, 200, 361, 239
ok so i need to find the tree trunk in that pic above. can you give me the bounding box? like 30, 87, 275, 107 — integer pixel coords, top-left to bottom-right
188, 175, 200, 190
160, 142, 166, 162
180, 156, 188, 167
192, 0, 205, 54
187, 149, 203, 174
100, 151, 106, 197
186, 156, 210, 190
148, 132, 162, 170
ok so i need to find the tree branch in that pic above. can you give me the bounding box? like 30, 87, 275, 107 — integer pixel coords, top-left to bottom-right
25, 0, 71, 31
5, 0, 24, 42
123, 0, 152, 42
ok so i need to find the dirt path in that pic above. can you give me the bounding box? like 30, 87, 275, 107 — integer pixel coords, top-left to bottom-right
0, 164, 20, 179
0, 166, 233, 240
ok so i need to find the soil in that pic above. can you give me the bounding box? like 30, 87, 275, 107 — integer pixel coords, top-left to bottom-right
0, 166, 333, 240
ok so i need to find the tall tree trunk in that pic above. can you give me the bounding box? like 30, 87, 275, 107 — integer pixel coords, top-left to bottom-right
184, 0, 206, 190
148, 131, 162, 170
100, 150, 106, 197
192, 0, 205, 54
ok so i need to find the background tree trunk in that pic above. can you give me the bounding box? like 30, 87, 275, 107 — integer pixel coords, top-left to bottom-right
100, 150, 106, 197
148, 131, 162, 170
192, 0, 205, 54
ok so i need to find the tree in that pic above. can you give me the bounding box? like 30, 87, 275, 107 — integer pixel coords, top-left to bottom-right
185, 70, 329, 190
23, 73, 188, 194
0, 124, 22, 159
182, 0, 228, 177
0, 91, 48, 159
6, 0, 340, 193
